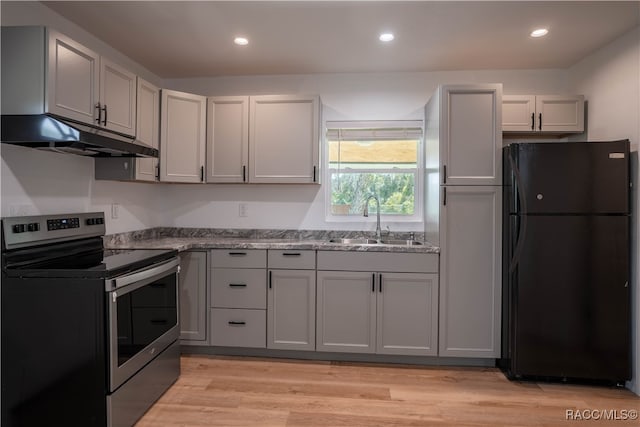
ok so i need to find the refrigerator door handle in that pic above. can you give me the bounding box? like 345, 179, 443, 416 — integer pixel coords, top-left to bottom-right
508, 151, 528, 273
509, 215, 526, 273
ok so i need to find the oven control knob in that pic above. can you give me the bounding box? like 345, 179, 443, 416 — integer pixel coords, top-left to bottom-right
12, 224, 25, 233
86, 218, 95, 226
96, 217, 104, 225
27, 223, 39, 232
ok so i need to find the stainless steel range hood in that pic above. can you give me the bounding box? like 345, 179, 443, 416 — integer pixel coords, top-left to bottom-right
1, 114, 158, 157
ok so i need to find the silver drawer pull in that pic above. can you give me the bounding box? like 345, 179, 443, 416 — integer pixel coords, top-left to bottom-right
228, 321, 246, 326
228, 283, 247, 288
282, 252, 301, 257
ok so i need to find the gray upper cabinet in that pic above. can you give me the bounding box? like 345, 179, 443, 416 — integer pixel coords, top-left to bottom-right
1, 27, 137, 136
47, 29, 100, 125
134, 78, 160, 182
438, 186, 501, 358
160, 89, 206, 183
249, 95, 320, 184
206, 94, 321, 184
206, 96, 249, 183
179, 251, 208, 344
427, 84, 502, 186
502, 95, 584, 133
98, 57, 137, 135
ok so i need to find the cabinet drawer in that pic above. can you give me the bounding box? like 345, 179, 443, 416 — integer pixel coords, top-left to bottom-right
210, 308, 266, 348
211, 269, 266, 309
268, 250, 316, 269
211, 249, 266, 268
317, 251, 438, 273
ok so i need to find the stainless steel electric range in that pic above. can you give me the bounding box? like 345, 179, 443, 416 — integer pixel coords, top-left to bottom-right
1, 212, 180, 427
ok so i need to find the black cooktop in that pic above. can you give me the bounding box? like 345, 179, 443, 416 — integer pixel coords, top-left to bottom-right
3, 248, 177, 279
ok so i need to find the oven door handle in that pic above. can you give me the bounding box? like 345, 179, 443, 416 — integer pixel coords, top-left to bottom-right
107, 257, 180, 292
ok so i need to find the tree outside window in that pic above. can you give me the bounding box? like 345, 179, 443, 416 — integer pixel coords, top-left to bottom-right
326, 125, 422, 221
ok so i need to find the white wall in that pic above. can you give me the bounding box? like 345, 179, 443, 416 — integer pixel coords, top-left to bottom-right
0, 145, 163, 233
568, 25, 640, 395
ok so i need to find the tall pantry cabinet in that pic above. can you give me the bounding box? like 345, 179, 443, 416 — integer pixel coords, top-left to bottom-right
425, 84, 503, 358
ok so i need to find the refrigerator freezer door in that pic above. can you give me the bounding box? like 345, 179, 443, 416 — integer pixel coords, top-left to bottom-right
506, 215, 630, 381
506, 141, 629, 214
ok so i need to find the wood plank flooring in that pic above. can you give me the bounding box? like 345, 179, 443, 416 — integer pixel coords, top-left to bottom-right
136, 355, 640, 426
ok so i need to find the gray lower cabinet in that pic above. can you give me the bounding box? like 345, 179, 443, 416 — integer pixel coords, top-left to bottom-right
316, 271, 377, 353
179, 251, 208, 344
210, 249, 267, 348
267, 269, 316, 350
210, 308, 266, 347
439, 186, 501, 358
377, 273, 438, 356
316, 270, 438, 356
267, 250, 316, 351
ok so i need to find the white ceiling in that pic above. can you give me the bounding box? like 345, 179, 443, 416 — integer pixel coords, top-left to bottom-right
42, 1, 640, 79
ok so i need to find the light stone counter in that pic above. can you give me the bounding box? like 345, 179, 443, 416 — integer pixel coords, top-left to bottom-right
104, 228, 439, 254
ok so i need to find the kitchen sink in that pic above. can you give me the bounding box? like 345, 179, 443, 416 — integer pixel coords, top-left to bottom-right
328, 238, 379, 244
328, 238, 423, 246
379, 239, 423, 246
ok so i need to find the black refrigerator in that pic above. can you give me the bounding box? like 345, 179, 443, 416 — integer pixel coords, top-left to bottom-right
501, 140, 631, 383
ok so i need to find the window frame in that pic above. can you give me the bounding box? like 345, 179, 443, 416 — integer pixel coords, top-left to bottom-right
324, 120, 424, 223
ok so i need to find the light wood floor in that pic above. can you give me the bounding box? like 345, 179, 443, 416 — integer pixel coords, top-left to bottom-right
136, 355, 640, 427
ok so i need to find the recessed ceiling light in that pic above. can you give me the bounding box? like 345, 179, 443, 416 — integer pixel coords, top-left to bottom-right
379, 33, 394, 42
234, 37, 249, 46
530, 28, 549, 38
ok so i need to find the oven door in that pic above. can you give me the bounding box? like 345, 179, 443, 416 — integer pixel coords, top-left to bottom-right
107, 257, 180, 392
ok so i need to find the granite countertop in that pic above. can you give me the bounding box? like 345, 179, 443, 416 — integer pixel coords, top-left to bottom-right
104, 234, 440, 254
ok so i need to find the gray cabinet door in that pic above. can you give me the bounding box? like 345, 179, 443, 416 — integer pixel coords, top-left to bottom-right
376, 273, 439, 356
267, 269, 316, 351
99, 57, 137, 136
135, 78, 160, 182
316, 271, 376, 353
179, 251, 208, 343
439, 84, 502, 186
249, 95, 320, 184
47, 29, 100, 125
160, 89, 206, 183
439, 186, 501, 357
206, 96, 249, 183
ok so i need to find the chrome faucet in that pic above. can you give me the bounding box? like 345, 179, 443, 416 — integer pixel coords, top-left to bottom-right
363, 195, 382, 241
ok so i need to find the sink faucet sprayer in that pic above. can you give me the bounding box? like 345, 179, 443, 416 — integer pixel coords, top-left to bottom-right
363, 195, 382, 241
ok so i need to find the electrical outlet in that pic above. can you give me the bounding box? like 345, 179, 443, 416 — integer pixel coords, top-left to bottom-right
238, 203, 248, 217
111, 203, 120, 219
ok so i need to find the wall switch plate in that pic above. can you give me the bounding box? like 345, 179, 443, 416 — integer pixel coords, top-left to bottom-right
239, 203, 248, 217
111, 203, 120, 219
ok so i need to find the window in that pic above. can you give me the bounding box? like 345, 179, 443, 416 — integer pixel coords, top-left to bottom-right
326, 121, 423, 221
